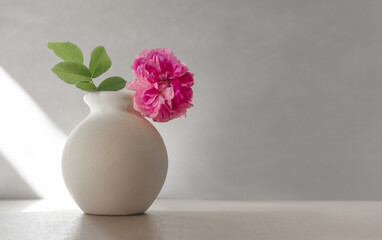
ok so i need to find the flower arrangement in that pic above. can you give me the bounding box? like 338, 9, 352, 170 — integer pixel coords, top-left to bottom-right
48, 42, 194, 122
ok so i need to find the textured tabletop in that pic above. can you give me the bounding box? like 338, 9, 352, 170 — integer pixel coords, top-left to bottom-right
0, 200, 381, 240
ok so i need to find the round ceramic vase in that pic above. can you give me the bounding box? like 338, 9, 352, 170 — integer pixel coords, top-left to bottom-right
62, 91, 168, 216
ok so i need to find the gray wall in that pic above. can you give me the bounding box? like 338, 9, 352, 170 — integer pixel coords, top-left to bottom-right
1, 0, 382, 200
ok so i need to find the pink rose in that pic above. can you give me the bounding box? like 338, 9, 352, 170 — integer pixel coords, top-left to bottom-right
126, 48, 194, 122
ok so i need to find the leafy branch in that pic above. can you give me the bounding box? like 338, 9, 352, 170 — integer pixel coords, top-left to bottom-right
48, 42, 126, 92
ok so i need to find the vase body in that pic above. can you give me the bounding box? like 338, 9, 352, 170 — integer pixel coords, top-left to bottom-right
62, 91, 168, 215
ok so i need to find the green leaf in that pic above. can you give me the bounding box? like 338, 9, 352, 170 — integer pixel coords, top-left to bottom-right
47, 42, 84, 63
98, 77, 126, 91
76, 81, 98, 92
89, 46, 111, 78
51, 62, 92, 84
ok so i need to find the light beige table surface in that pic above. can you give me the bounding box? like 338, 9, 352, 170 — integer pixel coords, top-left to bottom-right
0, 200, 381, 240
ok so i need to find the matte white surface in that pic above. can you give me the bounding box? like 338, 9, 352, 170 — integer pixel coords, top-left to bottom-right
62, 92, 167, 215
1, 200, 382, 239
2, 0, 382, 200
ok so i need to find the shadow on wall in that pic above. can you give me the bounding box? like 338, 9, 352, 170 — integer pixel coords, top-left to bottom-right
0, 152, 38, 199
0, 66, 69, 199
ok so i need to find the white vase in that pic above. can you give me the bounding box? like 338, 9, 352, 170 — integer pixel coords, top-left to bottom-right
62, 91, 168, 215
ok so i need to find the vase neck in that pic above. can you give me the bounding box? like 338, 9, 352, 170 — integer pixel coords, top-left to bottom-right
84, 91, 134, 113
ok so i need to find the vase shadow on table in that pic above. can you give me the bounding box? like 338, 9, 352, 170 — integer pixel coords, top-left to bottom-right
73, 212, 163, 240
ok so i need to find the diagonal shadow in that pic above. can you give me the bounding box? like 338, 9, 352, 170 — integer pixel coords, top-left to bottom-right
0, 152, 39, 199
0, 66, 68, 199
